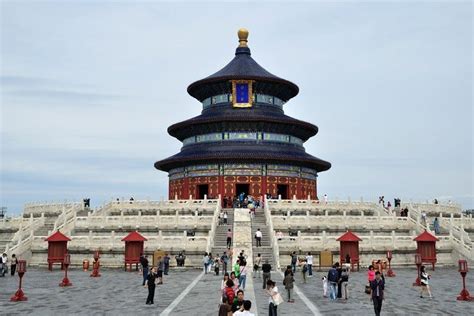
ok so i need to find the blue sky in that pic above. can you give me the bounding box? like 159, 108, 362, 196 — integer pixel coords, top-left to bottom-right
1, 1, 472, 215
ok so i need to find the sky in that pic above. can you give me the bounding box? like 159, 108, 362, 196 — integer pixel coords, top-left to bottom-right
1, 1, 472, 215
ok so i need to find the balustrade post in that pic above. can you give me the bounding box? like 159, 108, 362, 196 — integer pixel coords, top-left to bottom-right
325, 209, 328, 217
322, 230, 327, 247
111, 230, 115, 249
370, 230, 374, 249
391, 230, 396, 249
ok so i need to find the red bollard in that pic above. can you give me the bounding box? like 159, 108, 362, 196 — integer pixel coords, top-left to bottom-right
90, 251, 101, 277
457, 259, 474, 301
10, 260, 27, 301
386, 250, 396, 277
413, 253, 422, 286
59, 253, 72, 287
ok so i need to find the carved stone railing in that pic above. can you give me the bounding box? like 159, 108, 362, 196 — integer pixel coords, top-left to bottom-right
5, 215, 45, 257
265, 197, 281, 270
24, 201, 83, 215
206, 196, 221, 253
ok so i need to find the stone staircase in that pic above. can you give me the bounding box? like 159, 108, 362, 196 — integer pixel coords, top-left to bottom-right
211, 208, 234, 259
251, 208, 274, 269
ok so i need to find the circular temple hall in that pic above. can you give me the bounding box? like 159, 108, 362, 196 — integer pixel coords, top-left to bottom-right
155, 29, 331, 201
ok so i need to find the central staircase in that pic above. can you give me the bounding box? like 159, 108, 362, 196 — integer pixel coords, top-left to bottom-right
211, 208, 234, 260
251, 208, 274, 270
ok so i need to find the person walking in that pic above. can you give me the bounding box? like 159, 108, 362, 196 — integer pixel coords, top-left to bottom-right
140, 254, 149, 286
306, 252, 313, 277
144, 267, 157, 305
262, 259, 272, 289
419, 265, 433, 298
163, 253, 170, 275
301, 260, 308, 284
202, 253, 209, 274
370, 271, 385, 316
327, 264, 339, 301
226, 229, 232, 249
156, 256, 164, 284
221, 252, 229, 273
239, 262, 248, 290
253, 253, 262, 278
266, 280, 279, 316
255, 228, 262, 247
283, 265, 295, 303
290, 252, 297, 273
223, 211, 228, 225
433, 218, 440, 235
10, 254, 17, 276
340, 267, 349, 299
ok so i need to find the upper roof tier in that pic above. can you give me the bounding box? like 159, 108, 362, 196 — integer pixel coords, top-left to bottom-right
187, 28, 299, 102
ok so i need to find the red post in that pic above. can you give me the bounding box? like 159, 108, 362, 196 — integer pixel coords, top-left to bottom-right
457, 259, 474, 301
90, 251, 101, 277
10, 259, 27, 301
413, 253, 422, 286
59, 253, 72, 287
386, 250, 396, 277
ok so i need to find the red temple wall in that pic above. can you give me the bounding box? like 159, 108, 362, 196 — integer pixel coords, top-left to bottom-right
169, 175, 317, 200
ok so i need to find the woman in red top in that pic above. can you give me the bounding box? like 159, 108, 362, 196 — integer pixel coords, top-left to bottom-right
224, 279, 235, 304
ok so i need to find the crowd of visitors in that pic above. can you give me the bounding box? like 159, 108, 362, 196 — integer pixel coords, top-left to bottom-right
0, 252, 17, 277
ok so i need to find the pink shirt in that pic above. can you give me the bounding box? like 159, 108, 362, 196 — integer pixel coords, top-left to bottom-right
368, 270, 375, 282
227, 231, 232, 238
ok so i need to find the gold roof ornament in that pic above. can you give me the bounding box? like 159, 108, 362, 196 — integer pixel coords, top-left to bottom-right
238, 28, 249, 47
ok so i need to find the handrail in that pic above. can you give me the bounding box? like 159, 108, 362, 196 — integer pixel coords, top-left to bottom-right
264, 197, 281, 270
206, 197, 221, 253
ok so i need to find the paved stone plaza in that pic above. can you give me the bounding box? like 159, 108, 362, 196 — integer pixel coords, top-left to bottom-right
0, 267, 472, 315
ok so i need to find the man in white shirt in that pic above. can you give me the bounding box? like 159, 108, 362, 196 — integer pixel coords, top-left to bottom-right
324, 194, 328, 204
306, 252, 313, 277
233, 300, 255, 316
255, 229, 262, 247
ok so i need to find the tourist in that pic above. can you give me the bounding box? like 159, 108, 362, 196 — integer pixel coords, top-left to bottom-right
290, 251, 297, 273
340, 267, 349, 299
238, 251, 247, 265
253, 253, 262, 278
262, 259, 272, 289
375, 260, 385, 282
230, 271, 240, 292
306, 252, 313, 277
335, 262, 343, 298
208, 253, 214, 273
370, 271, 385, 316
324, 193, 328, 204
419, 265, 433, 298
233, 300, 254, 316
321, 275, 328, 298
283, 265, 295, 302
232, 290, 245, 312
144, 267, 157, 305
1, 253, 8, 276
0, 253, 5, 277
223, 279, 235, 307
433, 218, 440, 235
214, 254, 220, 276
221, 272, 230, 296
175, 252, 186, 267
367, 265, 375, 283
10, 253, 17, 276
266, 279, 279, 316
218, 295, 232, 316
421, 211, 427, 226
129, 196, 134, 204
163, 253, 170, 275
156, 256, 164, 284
327, 264, 338, 301
239, 261, 248, 290
221, 252, 229, 273
219, 210, 224, 225
223, 211, 228, 225
226, 229, 232, 248
301, 260, 308, 283
387, 201, 392, 211
255, 228, 262, 247
233, 260, 241, 278
139, 254, 149, 286
203, 253, 209, 274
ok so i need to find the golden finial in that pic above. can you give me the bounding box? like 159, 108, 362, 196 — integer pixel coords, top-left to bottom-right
238, 28, 249, 47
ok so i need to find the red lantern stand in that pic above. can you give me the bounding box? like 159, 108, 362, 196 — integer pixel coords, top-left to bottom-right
413, 253, 422, 286
386, 250, 396, 277
45, 231, 71, 271
10, 260, 27, 301
336, 230, 362, 272
457, 259, 474, 301
413, 230, 438, 271
59, 253, 72, 287
90, 251, 101, 277
122, 231, 147, 272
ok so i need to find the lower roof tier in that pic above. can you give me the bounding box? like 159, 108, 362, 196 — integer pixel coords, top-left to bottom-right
154, 142, 331, 172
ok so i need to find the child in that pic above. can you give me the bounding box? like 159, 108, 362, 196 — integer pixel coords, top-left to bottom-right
322, 275, 328, 297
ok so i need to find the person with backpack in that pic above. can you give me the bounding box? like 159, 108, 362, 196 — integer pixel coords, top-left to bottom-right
283, 265, 295, 303
327, 264, 339, 301
301, 260, 308, 283
223, 279, 235, 309
262, 259, 272, 290
340, 267, 349, 299
290, 251, 298, 273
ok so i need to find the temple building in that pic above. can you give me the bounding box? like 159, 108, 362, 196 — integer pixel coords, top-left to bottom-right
154, 29, 331, 200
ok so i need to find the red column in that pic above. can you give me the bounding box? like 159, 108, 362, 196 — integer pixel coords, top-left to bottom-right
183, 177, 190, 199
262, 176, 267, 196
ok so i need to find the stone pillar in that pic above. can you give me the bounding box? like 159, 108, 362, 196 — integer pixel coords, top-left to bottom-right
232, 208, 253, 268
